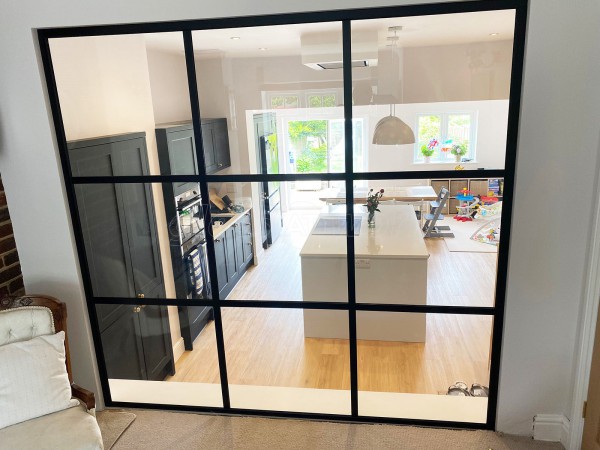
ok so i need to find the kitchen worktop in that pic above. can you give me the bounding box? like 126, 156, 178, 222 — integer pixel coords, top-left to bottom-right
300, 205, 429, 259
210, 206, 252, 239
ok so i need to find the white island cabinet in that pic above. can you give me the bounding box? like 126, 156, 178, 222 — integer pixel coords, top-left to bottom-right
301, 205, 429, 342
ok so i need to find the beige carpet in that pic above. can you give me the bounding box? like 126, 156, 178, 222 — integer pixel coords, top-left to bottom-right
105, 409, 563, 450
97, 410, 136, 449
443, 217, 499, 253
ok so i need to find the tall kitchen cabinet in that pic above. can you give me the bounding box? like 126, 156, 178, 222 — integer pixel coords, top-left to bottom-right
68, 132, 175, 381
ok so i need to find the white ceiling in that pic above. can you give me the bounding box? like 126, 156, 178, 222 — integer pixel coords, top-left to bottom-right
144, 9, 515, 58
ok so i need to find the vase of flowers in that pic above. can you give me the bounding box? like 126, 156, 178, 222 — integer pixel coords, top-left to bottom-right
365, 188, 384, 228
420, 138, 438, 163
451, 142, 468, 162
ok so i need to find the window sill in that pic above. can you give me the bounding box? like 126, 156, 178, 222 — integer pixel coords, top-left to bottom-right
412, 161, 478, 165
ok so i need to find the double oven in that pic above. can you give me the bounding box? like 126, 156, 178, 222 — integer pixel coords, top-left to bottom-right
169, 186, 213, 350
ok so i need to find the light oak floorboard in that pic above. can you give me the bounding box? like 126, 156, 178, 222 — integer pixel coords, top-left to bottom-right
168, 210, 497, 395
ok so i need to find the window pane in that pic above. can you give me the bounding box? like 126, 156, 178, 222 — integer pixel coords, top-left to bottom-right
351, 10, 515, 172
448, 114, 472, 161
357, 312, 491, 423
207, 181, 347, 302
97, 303, 222, 408
49, 33, 194, 176
224, 307, 351, 414
417, 115, 442, 161
71, 182, 212, 301
323, 94, 336, 107
193, 22, 344, 175
308, 95, 323, 108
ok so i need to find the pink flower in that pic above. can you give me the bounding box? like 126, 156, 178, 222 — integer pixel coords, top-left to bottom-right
367, 201, 372, 207
380, 189, 384, 193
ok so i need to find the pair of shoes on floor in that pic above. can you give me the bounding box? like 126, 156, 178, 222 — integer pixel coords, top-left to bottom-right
447, 381, 489, 397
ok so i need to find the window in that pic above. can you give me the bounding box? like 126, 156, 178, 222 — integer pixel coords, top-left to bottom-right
270, 94, 300, 109
414, 112, 477, 163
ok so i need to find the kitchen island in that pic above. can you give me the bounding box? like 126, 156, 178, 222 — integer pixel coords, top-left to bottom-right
301, 204, 429, 342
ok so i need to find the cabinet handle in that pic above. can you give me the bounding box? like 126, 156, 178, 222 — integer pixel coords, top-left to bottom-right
218, 163, 223, 167
215, 238, 221, 243
246, 233, 252, 236
133, 306, 142, 313
233, 223, 238, 228
137, 293, 145, 299
247, 242, 252, 246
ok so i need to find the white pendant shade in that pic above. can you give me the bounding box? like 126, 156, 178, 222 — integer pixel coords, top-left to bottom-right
372, 115, 416, 145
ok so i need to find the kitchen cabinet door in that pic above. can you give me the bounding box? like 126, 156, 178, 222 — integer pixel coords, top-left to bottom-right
202, 122, 218, 174
156, 125, 198, 196
101, 306, 146, 380
214, 234, 228, 295
233, 222, 245, 272
224, 227, 238, 283
241, 213, 253, 264
213, 119, 231, 171
137, 305, 175, 380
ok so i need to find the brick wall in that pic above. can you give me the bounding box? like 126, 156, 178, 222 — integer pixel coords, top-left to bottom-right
0, 177, 25, 298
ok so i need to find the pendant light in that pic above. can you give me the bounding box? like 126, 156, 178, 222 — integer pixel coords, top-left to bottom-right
372, 27, 415, 146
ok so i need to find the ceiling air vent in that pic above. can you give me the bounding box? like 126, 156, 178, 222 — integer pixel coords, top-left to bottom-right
301, 31, 378, 70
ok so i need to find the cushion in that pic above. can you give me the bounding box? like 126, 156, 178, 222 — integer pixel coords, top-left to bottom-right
0, 306, 55, 346
0, 403, 103, 450
0, 331, 78, 429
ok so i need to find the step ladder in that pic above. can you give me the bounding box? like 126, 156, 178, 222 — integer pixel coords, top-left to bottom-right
422, 187, 455, 238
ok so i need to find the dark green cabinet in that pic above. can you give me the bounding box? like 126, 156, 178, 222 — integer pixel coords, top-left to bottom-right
155, 119, 231, 183
68, 132, 174, 381
214, 234, 228, 297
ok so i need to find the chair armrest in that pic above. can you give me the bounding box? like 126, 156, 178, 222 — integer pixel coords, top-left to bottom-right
71, 383, 96, 410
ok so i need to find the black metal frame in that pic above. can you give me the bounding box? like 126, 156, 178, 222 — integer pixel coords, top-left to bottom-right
37, 0, 528, 430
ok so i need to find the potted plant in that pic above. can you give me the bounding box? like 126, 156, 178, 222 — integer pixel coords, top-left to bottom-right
451, 142, 468, 162
420, 138, 438, 163
365, 188, 384, 228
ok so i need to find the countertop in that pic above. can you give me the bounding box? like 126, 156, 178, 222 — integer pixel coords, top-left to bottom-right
210, 206, 252, 239
300, 205, 429, 259
319, 186, 437, 202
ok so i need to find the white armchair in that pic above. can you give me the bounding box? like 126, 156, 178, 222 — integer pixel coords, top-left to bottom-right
0, 295, 103, 450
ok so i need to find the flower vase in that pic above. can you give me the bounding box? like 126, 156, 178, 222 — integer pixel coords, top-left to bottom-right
368, 212, 376, 228
455, 154, 462, 163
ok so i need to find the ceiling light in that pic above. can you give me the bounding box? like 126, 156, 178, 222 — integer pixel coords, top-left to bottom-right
372, 26, 415, 146
259, 47, 267, 51
230, 36, 241, 40
489, 33, 500, 36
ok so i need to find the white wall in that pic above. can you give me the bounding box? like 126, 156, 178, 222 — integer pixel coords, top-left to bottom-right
146, 46, 192, 125
0, 0, 598, 438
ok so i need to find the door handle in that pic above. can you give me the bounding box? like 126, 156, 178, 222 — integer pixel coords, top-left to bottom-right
137, 293, 145, 299
133, 306, 141, 313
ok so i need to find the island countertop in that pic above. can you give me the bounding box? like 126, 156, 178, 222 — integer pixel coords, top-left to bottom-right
300, 205, 429, 259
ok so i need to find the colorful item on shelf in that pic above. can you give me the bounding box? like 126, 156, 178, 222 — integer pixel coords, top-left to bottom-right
440, 138, 453, 153
480, 195, 499, 205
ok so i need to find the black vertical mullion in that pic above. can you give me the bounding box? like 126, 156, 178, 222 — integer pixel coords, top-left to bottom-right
486, 0, 528, 429
342, 20, 359, 417
183, 30, 230, 409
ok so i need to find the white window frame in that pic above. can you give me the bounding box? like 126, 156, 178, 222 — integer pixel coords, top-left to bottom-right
413, 111, 478, 163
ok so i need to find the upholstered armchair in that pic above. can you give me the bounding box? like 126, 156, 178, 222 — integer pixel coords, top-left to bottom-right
0, 295, 103, 449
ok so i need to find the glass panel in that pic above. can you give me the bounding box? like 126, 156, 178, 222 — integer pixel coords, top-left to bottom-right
357, 312, 492, 423
192, 22, 345, 175
348, 179, 500, 307
96, 303, 222, 407
351, 10, 515, 172
206, 181, 348, 302
73, 182, 211, 300
223, 307, 350, 414
49, 33, 195, 176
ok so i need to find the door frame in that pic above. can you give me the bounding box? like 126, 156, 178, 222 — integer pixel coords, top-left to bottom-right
567, 165, 600, 450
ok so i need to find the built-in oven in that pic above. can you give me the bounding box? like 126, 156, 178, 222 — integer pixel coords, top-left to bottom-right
172, 188, 214, 350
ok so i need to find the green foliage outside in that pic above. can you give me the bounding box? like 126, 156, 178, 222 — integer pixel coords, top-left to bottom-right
288, 120, 328, 173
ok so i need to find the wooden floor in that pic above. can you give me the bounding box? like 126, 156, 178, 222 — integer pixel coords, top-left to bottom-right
168, 209, 497, 395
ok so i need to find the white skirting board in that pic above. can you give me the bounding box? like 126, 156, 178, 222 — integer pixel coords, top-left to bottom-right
172, 337, 185, 363
533, 414, 570, 446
